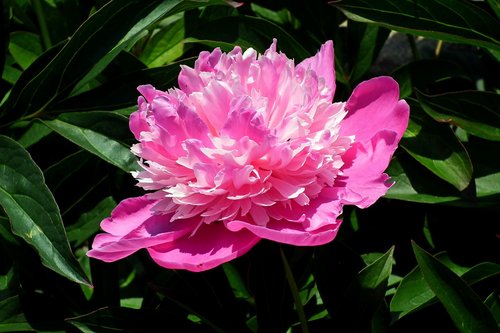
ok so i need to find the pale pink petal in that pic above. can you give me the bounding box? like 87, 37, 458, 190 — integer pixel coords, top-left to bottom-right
339, 77, 409, 143
297, 40, 335, 100
147, 223, 260, 272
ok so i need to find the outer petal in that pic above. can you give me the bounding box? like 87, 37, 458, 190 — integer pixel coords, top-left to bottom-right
99, 196, 158, 236
147, 223, 260, 272
226, 217, 341, 246
297, 40, 335, 100
335, 130, 398, 208
339, 76, 409, 143
87, 195, 203, 262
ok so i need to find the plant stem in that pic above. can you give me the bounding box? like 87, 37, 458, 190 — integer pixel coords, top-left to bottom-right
406, 34, 419, 61
32, 0, 52, 50
280, 247, 310, 333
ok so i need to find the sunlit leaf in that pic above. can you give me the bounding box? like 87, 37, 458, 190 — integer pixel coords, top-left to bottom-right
41, 112, 136, 172
0, 135, 90, 286
401, 101, 473, 191
8, 31, 42, 70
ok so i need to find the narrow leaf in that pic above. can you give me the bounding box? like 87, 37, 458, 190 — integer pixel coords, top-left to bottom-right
41, 112, 136, 172
418, 91, 500, 142
332, 246, 395, 332
331, 0, 500, 51
412, 242, 498, 333
8, 31, 42, 70
0, 135, 90, 286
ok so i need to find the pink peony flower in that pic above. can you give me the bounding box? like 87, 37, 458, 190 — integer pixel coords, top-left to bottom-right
87, 40, 409, 271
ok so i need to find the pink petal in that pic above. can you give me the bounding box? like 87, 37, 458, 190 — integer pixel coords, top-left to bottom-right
339, 76, 409, 143
88, 208, 200, 262
226, 217, 340, 246
99, 196, 158, 236
297, 40, 335, 100
147, 223, 260, 272
336, 130, 399, 208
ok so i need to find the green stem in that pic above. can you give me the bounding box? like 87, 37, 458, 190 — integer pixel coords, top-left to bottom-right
406, 34, 419, 61
32, 0, 52, 50
280, 247, 310, 333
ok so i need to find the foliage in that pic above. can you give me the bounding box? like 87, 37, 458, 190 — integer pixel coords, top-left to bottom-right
0, 0, 498, 332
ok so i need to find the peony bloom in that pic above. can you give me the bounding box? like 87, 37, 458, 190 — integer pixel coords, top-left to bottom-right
87, 40, 409, 271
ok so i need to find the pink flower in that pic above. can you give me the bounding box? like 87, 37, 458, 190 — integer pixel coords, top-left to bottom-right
87, 40, 409, 271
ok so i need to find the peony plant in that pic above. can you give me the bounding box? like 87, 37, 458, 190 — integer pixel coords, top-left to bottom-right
87, 40, 409, 271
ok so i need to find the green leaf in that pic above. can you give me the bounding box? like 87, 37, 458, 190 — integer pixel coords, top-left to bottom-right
17, 121, 52, 148
139, 13, 186, 67
0, 135, 90, 286
401, 101, 473, 191
66, 196, 116, 247
391, 253, 500, 319
486, 0, 500, 19
41, 112, 136, 172
68, 307, 208, 333
385, 154, 462, 204
467, 140, 500, 200
412, 242, 498, 333
332, 246, 395, 332
392, 59, 471, 99
418, 91, 500, 142
331, 0, 500, 51
0, 296, 33, 332
8, 31, 42, 70
50, 58, 194, 112
3, 0, 236, 117
485, 292, 500, 324
187, 15, 311, 61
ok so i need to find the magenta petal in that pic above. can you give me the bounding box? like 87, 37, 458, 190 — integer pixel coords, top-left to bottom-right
147, 223, 260, 272
226, 218, 340, 246
100, 196, 158, 236
336, 130, 399, 208
297, 40, 335, 100
340, 77, 409, 143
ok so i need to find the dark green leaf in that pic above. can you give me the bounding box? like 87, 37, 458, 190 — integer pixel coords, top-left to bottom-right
68, 307, 208, 333
187, 15, 311, 61
391, 253, 500, 319
331, 0, 500, 51
466, 140, 500, 201
16, 121, 52, 148
392, 59, 471, 98
484, 292, 500, 324
0, 135, 90, 286
412, 242, 498, 333
50, 58, 194, 112
401, 101, 473, 191
331, 246, 394, 332
418, 91, 500, 141
66, 196, 116, 247
3, 0, 236, 117
40, 112, 136, 172
0, 296, 33, 332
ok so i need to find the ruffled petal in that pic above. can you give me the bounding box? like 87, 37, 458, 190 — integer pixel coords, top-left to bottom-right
297, 40, 335, 100
147, 223, 260, 272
